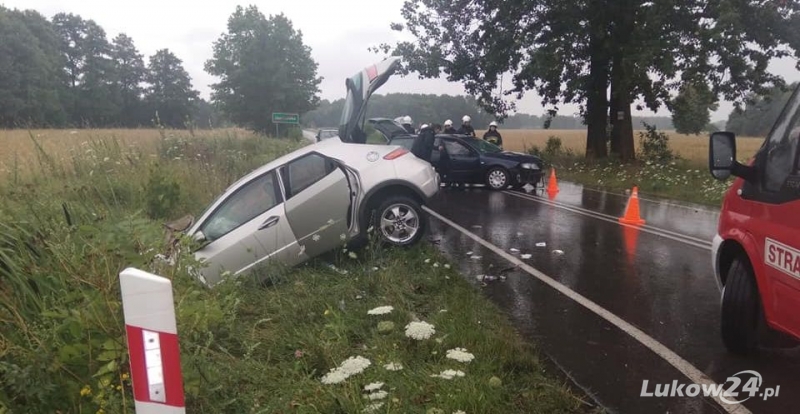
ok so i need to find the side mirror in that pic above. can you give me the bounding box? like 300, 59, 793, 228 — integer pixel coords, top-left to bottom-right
709, 132, 737, 180
193, 231, 206, 243
191, 231, 209, 250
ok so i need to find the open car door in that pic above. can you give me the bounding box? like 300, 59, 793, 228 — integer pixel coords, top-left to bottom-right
339, 57, 402, 143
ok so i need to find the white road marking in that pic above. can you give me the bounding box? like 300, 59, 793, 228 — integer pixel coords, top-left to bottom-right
503, 190, 713, 250
578, 185, 723, 213
423, 205, 752, 414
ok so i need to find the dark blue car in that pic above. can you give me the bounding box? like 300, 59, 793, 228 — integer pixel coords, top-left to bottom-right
368, 118, 545, 190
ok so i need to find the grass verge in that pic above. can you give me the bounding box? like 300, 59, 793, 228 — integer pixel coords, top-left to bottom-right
525, 130, 742, 207
0, 129, 592, 413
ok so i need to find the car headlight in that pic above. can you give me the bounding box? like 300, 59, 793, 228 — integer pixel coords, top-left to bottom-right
520, 163, 540, 170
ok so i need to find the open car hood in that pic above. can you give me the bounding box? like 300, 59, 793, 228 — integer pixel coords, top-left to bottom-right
368, 118, 412, 142
338, 57, 402, 143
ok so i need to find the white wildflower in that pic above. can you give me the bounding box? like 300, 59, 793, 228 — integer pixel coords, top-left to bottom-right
384, 362, 403, 371
444, 264, 451, 269
339, 356, 371, 375
363, 402, 384, 413
340, 233, 347, 241
367, 306, 394, 315
454, 411, 466, 414
430, 369, 465, 380
312, 234, 321, 242
366, 390, 388, 401
364, 382, 384, 392
405, 321, 436, 340
446, 348, 475, 363
349, 251, 358, 259
433, 263, 439, 267
320, 370, 348, 385
320, 356, 371, 384
425, 258, 431, 263
328, 218, 335, 225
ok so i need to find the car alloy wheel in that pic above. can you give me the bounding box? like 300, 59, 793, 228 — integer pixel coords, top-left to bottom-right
376, 195, 425, 246
486, 167, 509, 190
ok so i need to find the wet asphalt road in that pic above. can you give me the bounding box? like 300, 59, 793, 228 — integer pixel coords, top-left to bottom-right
425, 182, 800, 414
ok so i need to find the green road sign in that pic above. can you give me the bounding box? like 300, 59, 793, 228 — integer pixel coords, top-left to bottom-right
272, 112, 299, 124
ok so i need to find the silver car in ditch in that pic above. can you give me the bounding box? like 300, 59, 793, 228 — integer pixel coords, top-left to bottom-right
182, 57, 440, 286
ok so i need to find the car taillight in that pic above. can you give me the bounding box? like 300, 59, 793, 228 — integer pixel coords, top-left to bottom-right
383, 148, 409, 160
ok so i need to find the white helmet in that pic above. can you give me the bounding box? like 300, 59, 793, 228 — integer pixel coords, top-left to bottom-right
420, 123, 429, 130
489, 121, 498, 127
403, 115, 412, 125
462, 115, 471, 123
444, 119, 453, 126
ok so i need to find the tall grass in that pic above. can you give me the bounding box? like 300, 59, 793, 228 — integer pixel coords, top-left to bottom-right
0, 129, 304, 412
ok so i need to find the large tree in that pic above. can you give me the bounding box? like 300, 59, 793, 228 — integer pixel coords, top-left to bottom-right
670, 81, 719, 135
110, 33, 146, 126
0, 7, 66, 127
52, 13, 118, 126
374, 0, 800, 161
144, 49, 199, 128
205, 6, 321, 134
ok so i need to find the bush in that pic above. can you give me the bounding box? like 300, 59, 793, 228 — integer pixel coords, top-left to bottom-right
144, 164, 182, 220
638, 123, 676, 163
544, 136, 563, 156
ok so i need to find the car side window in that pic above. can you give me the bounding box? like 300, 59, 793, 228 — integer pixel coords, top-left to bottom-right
763, 107, 800, 193
200, 171, 281, 242
282, 153, 337, 199
444, 140, 472, 156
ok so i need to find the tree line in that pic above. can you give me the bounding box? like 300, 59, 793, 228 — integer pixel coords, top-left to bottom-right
302, 92, 678, 130
0, 6, 226, 129
2, 4, 319, 133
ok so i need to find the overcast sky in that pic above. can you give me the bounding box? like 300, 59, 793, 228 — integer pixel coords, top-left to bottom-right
5, 0, 800, 122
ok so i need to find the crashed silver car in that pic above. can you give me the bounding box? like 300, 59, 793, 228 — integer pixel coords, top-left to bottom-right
174, 57, 439, 286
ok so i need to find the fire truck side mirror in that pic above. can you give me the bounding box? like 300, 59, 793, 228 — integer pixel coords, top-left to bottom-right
709, 131, 737, 180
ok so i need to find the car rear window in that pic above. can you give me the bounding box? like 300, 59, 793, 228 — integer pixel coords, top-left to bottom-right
391, 137, 414, 150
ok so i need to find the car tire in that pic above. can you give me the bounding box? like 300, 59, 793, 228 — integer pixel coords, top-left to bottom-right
486, 167, 510, 190
720, 258, 763, 355
375, 195, 427, 247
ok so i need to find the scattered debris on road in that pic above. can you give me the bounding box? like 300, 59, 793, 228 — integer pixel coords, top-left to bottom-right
552, 250, 565, 255
536, 242, 547, 247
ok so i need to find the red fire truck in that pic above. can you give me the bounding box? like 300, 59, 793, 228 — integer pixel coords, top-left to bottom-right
709, 83, 800, 355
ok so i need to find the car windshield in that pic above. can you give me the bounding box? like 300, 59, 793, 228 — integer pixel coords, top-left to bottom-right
466, 137, 503, 154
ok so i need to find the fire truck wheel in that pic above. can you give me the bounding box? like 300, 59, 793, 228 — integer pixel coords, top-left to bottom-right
720, 258, 762, 355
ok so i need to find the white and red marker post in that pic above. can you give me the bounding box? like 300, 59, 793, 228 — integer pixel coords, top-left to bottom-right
119, 267, 185, 414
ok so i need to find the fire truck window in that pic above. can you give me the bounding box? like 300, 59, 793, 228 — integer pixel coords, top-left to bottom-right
764, 92, 800, 192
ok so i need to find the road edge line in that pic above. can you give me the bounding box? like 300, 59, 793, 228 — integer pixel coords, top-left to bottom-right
423, 205, 751, 414
503, 190, 712, 251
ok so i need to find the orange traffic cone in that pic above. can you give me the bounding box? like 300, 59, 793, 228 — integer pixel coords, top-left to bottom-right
619, 186, 645, 225
546, 168, 560, 193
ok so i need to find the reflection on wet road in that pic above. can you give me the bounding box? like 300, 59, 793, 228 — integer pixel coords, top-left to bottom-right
426, 184, 800, 414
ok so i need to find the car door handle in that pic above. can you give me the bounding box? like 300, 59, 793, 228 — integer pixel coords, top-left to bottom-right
259, 216, 279, 230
